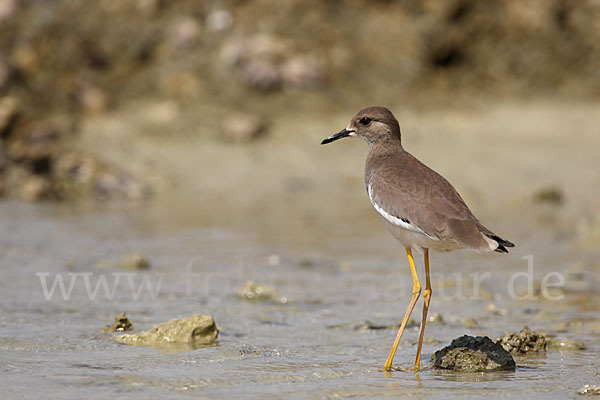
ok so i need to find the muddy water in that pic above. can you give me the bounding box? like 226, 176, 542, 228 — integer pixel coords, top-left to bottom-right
2, 101, 600, 399
1, 196, 598, 399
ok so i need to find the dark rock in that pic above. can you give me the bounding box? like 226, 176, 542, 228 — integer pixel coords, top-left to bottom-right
432, 335, 515, 371
497, 326, 546, 355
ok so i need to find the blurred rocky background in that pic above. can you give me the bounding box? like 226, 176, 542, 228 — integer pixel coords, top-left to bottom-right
0, 0, 598, 202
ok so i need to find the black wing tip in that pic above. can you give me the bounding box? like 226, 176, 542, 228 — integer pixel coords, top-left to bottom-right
487, 234, 514, 253
494, 245, 509, 253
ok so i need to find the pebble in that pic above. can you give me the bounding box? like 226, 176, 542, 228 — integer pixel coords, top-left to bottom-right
118, 252, 151, 270
118, 314, 218, 348
237, 281, 288, 304
101, 312, 134, 332
578, 385, 600, 396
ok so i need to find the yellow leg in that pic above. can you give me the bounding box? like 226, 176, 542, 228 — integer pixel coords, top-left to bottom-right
383, 247, 421, 371
414, 248, 432, 371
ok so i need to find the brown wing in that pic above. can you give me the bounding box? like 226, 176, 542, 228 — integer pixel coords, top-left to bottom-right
366, 153, 497, 251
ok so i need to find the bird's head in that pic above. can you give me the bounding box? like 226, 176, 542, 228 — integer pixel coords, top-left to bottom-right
321, 106, 401, 146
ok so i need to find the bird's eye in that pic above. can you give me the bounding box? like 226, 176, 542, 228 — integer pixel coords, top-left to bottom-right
359, 117, 372, 126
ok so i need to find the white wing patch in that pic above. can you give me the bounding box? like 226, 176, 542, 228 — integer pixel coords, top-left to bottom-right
367, 184, 436, 239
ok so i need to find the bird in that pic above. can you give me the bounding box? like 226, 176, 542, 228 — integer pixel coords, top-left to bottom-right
321, 106, 514, 371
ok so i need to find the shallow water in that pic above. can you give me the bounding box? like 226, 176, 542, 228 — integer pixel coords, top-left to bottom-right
1, 200, 598, 399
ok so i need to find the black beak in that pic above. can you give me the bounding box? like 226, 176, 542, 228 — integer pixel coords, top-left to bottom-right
321, 129, 354, 145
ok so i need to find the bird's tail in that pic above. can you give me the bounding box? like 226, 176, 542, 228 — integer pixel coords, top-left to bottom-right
485, 234, 515, 253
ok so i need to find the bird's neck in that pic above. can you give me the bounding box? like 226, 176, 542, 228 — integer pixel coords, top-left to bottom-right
365, 141, 407, 179
367, 139, 404, 155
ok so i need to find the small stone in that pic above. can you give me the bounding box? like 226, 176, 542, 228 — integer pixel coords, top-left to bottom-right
102, 312, 133, 332
220, 113, 268, 143
497, 326, 546, 355
578, 385, 600, 396
432, 335, 515, 371
237, 281, 287, 304
486, 303, 508, 316
547, 338, 586, 351
117, 315, 218, 348
118, 253, 151, 270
